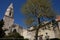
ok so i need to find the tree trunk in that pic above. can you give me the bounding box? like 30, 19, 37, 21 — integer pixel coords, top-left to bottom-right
35, 18, 40, 40
35, 29, 39, 40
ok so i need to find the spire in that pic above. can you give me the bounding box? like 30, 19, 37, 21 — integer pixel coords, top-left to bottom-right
5, 3, 14, 17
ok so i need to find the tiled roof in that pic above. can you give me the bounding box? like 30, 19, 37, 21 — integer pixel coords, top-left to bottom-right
56, 16, 60, 21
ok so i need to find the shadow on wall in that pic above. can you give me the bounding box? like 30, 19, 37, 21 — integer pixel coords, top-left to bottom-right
50, 38, 60, 40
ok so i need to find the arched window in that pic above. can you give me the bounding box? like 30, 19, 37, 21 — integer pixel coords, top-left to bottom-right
13, 29, 16, 33
9, 8, 12, 16
9, 12, 11, 16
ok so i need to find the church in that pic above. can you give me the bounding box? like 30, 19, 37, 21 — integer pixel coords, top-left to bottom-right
2, 3, 23, 36
2, 3, 60, 40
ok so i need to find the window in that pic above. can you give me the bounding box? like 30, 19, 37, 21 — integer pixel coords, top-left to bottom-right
9, 7, 12, 16
9, 10, 11, 16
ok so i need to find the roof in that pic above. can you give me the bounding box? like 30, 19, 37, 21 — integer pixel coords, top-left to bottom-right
55, 15, 60, 21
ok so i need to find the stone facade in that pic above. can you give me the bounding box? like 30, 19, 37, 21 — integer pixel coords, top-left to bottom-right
25, 21, 60, 40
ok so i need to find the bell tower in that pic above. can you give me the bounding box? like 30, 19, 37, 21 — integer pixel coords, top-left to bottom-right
5, 3, 13, 17
3, 3, 14, 35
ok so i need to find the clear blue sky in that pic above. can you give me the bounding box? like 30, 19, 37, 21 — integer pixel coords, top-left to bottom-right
0, 0, 60, 28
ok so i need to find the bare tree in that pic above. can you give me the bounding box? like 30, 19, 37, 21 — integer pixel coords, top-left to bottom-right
21, 0, 55, 40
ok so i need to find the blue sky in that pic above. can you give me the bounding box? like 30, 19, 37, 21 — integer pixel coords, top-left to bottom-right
0, 0, 60, 28
52, 0, 60, 14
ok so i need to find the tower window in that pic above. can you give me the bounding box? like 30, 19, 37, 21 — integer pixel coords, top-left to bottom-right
9, 8, 12, 16
9, 12, 11, 16
9, 8, 12, 17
